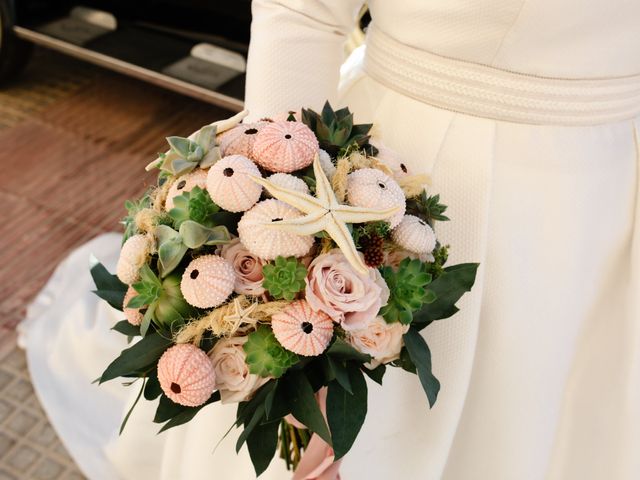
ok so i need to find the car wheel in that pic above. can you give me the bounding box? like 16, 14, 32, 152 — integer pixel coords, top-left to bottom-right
0, 0, 33, 85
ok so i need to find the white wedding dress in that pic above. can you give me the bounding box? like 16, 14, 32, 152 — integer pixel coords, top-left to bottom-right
19, 1, 640, 479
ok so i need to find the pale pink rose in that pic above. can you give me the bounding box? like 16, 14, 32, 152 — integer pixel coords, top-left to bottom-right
209, 336, 268, 404
305, 251, 389, 331
220, 238, 266, 296
347, 316, 408, 367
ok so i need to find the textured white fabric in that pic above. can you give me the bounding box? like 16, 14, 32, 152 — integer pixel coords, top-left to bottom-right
19, 1, 640, 479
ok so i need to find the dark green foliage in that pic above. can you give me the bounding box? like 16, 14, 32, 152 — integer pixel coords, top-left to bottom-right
99, 332, 172, 383
412, 263, 479, 330
112, 320, 141, 337
90, 260, 128, 311
380, 258, 437, 324
403, 328, 440, 407
327, 363, 368, 460
425, 244, 450, 279
262, 256, 307, 301
301, 101, 375, 158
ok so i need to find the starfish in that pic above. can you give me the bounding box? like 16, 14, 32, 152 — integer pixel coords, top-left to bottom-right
218, 298, 259, 337
250, 155, 400, 275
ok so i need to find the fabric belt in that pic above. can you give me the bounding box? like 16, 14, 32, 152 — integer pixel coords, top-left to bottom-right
363, 26, 640, 126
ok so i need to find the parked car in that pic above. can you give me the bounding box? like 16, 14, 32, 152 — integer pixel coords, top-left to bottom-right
0, 0, 252, 110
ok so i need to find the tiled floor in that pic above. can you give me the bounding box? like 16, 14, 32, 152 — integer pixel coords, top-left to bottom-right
0, 341, 84, 480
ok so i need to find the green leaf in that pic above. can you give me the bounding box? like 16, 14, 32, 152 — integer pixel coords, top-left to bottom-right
284, 371, 332, 445
236, 404, 265, 453
90, 260, 128, 310
144, 370, 162, 401
327, 364, 368, 460
326, 356, 352, 394
412, 263, 479, 330
119, 378, 146, 434
100, 332, 172, 383
362, 364, 386, 385
112, 320, 141, 337
326, 338, 371, 363
244, 326, 299, 378
403, 328, 440, 407
156, 391, 220, 433
154, 394, 186, 423
246, 419, 280, 477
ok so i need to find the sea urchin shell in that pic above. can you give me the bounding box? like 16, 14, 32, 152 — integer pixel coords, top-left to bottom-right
123, 286, 144, 326
157, 344, 216, 407
206, 155, 262, 212
165, 168, 208, 211
392, 215, 436, 254
271, 300, 334, 356
265, 173, 310, 196
347, 168, 406, 228
180, 255, 235, 308
217, 121, 266, 159
252, 120, 319, 173
237, 199, 314, 260
116, 234, 152, 284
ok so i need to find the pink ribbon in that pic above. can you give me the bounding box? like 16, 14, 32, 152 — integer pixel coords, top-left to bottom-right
289, 388, 342, 480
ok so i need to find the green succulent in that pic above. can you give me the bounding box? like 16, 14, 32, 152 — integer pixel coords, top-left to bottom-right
121, 192, 152, 244
168, 186, 219, 228
301, 101, 376, 158
127, 264, 195, 335
379, 258, 436, 325
243, 325, 299, 378
405, 191, 450, 226
155, 125, 221, 175
262, 256, 308, 301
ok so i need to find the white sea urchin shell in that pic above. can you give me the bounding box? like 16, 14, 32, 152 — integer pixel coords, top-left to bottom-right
265, 173, 310, 196
206, 155, 262, 212
116, 234, 152, 284
180, 255, 235, 308
346, 168, 406, 228
318, 149, 336, 180
392, 215, 436, 254
237, 199, 314, 260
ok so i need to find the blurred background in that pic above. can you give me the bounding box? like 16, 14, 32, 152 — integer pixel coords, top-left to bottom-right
0, 1, 249, 478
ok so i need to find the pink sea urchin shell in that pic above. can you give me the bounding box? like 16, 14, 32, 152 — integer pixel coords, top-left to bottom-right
265, 173, 310, 196
392, 215, 436, 254
180, 255, 235, 308
347, 168, 406, 228
272, 300, 334, 356
116, 234, 152, 284
253, 121, 319, 173
237, 199, 314, 260
218, 122, 266, 160
206, 155, 262, 212
123, 286, 143, 326
165, 168, 208, 211
157, 344, 216, 407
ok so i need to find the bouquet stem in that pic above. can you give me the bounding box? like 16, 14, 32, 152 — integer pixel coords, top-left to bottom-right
279, 420, 311, 471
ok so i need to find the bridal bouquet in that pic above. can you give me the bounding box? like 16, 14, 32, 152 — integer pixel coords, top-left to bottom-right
91, 102, 478, 477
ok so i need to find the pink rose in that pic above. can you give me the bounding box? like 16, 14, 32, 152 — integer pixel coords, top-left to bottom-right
221, 238, 266, 296
347, 316, 408, 367
305, 251, 389, 331
209, 336, 268, 404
